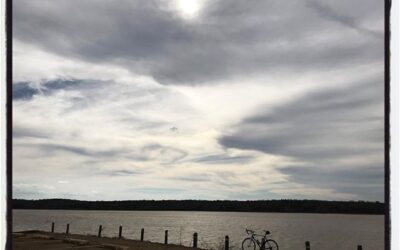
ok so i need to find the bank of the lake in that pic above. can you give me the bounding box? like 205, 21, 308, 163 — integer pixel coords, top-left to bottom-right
13, 230, 199, 250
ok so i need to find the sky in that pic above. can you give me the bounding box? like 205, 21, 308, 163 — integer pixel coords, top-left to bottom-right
12, 0, 384, 201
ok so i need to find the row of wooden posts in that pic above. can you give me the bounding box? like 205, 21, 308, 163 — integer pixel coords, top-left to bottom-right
50, 222, 207, 248
50, 222, 364, 250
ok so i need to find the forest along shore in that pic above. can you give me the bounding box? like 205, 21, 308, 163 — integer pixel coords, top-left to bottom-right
13, 231, 202, 250
12, 199, 384, 214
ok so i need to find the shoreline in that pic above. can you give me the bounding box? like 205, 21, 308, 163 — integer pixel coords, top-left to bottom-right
13, 231, 203, 250
11, 208, 385, 216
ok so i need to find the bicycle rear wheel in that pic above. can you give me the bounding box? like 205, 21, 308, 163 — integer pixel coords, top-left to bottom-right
265, 239, 279, 250
242, 237, 256, 250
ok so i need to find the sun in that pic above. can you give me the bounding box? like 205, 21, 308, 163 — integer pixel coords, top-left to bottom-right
172, 0, 206, 19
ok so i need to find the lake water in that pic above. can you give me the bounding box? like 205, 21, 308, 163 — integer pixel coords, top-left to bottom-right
13, 209, 384, 250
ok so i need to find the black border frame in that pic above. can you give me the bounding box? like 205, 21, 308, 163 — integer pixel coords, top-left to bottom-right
6, 0, 12, 248
384, 0, 391, 249
5, 0, 392, 249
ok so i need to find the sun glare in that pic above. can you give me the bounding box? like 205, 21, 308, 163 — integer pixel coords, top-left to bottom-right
173, 0, 205, 19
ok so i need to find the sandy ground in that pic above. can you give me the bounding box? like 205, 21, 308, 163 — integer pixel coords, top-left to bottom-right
12, 231, 203, 250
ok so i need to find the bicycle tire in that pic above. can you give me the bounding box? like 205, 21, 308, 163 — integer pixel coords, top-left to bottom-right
242, 237, 257, 250
265, 239, 279, 250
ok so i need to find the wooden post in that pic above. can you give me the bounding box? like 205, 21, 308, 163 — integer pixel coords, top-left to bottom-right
51, 222, 55, 233
66, 224, 70, 234
119, 226, 123, 238
357, 246, 362, 250
305, 241, 310, 250
193, 233, 198, 248
140, 228, 144, 242
224, 235, 229, 250
165, 230, 168, 244
98, 225, 102, 238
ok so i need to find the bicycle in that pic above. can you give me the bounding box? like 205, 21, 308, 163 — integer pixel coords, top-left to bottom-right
242, 229, 279, 250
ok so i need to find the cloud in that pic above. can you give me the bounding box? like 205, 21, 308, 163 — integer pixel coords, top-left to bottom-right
141, 144, 188, 164
35, 143, 120, 158
305, 0, 383, 39
219, 75, 384, 200
12, 79, 106, 106
13, 183, 56, 198
12, 0, 384, 201
192, 153, 254, 165
13, 0, 383, 85
13, 82, 39, 100
279, 165, 384, 201
13, 124, 51, 139
96, 169, 142, 177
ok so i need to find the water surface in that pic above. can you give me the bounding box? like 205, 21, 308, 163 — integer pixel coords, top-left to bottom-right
13, 209, 384, 250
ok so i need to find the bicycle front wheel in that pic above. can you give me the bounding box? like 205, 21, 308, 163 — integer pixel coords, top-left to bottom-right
265, 239, 279, 250
242, 237, 256, 250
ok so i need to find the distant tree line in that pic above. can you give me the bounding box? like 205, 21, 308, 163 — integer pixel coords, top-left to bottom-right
12, 199, 384, 214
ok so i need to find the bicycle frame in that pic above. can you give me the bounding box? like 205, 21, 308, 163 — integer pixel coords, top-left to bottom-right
246, 230, 273, 250
251, 234, 266, 247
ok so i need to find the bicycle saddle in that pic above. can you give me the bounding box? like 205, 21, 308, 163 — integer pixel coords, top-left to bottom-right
264, 230, 270, 235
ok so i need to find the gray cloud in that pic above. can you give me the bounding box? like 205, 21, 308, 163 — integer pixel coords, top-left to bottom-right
13, 82, 39, 100
279, 166, 384, 201
280, 165, 383, 186
128, 187, 184, 195
31, 143, 121, 158
220, 78, 383, 159
13, 125, 51, 139
171, 174, 211, 183
219, 77, 384, 200
192, 153, 254, 165
96, 169, 143, 177
13, 183, 56, 199
14, 0, 383, 85
305, 0, 383, 39
16, 141, 189, 165
13, 79, 102, 100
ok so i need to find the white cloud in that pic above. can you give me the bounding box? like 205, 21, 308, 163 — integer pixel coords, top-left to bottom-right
12, 0, 384, 201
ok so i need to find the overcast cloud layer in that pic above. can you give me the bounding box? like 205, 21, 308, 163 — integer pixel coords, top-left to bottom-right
13, 0, 384, 201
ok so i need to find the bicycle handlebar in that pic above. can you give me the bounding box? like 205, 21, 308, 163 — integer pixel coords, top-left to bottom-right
245, 229, 255, 235
245, 229, 271, 236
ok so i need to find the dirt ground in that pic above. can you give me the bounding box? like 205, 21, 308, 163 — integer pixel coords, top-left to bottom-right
12, 231, 202, 250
